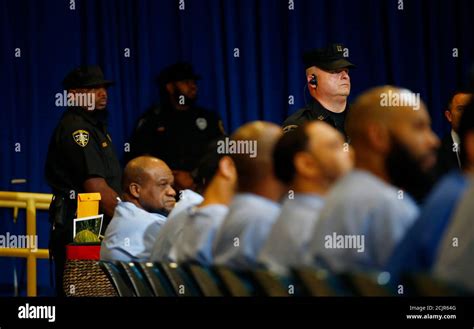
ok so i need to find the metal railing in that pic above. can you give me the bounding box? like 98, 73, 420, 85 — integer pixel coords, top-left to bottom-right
0, 191, 52, 296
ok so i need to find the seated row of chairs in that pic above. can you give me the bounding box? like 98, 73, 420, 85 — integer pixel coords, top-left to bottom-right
98, 261, 469, 297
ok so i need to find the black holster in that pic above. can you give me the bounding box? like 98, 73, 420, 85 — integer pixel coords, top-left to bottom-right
48, 194, 77, 296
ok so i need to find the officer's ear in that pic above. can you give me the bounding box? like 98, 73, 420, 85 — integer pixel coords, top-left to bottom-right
128, 182, 141, 198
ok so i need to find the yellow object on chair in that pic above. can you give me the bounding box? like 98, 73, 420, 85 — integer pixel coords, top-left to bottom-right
77, 193, 101, 218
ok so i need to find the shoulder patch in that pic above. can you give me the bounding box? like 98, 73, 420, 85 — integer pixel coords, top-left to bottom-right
72, 130, 90, 147
283, 125, 298, 133
196, 117, 208, 130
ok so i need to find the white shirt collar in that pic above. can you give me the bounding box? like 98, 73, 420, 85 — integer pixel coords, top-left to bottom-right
451, 129, 461, 146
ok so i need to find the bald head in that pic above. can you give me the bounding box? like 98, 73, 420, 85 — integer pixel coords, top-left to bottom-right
123, 156, 176, 214
346, 85, 427, 146
274, 121, 352, 191
230, 121, 283, 192
123, 156, 167, 190
345, 86, 439, 197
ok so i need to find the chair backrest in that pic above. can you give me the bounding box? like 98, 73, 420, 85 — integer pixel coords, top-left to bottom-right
118, 262, 154, 297
251, 269, 294, 297
403, 273, 467, 297
293, 267, 350, 297
99, 262, 135, 297
344, 271, 396, 297
137, 262, 175, 297
157, 262, 201, 296
185, 263, 225, 297
212, 266, 263, 297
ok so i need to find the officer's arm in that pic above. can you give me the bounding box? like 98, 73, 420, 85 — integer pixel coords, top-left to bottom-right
83, 177, 119, 218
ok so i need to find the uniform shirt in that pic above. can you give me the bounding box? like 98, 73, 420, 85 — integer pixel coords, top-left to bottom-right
386, 171, 468, 283
212, 193, 281, 269
149, 190, 203, 262
100, 201, 167, 262
306, 170, 419, 273
258, 194, 325, 275
45, 107, 122, 195
173, 204, 229, 265
433, 178, 474, 292
44, 107, 122, 236
127, 103, 225, 171
282, 99, 347, 136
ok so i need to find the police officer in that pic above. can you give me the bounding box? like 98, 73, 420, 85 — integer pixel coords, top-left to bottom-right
283, 44, 355, 135
127, 62, 225, 192
436, 90, 472, 177
45, 65, 122, 295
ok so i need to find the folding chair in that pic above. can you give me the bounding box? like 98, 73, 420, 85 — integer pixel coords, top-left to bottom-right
403, 273, 468, 297
156, 262, 201, 296
293, 267, 350, 296
251, 269, 295, 297
118, 262, 154, 297
343, 271, 396, 296
99, 261, 135, 297
136, 262, 175, 297
185, 263, 226, 296
213, 266, 263, 296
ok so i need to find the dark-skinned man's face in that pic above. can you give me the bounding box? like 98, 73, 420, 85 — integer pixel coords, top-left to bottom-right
168, 79, 198, 107
445, 93, 472, 132
139, 166, 176, 214
70, 85, 108, 110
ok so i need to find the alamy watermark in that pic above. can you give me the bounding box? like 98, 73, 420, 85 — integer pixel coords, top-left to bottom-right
217, 137, 257, 158
324, 232, 365, 253
18, 303, 55, 323
380, 89, 420, 110
0, 232, 38, 251
55, 90, 95, 111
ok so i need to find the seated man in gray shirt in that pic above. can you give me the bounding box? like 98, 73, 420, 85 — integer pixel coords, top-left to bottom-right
434, 180, 474, 292
173, 139, 237, 265
212, 121, 285, 269
100, 156, 176, 261
149, 188, 203, 262
433, 103, 474, 292
306, 86, 440, 273
258, 121, 353, 275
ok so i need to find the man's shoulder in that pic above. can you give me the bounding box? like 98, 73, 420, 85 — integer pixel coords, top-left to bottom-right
285, 107, 309, 120
56, 110, 96, 138
282, 107, 310, 130
134, 105, 162, 128
324, 171, 411, 209
229, 195, 280, 223
59, 109, 91, 126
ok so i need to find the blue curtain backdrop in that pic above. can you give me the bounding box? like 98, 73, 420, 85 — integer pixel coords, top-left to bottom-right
0, 0, 472, 295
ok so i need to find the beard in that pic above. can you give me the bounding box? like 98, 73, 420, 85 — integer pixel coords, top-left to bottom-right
386, 135, 437, 204
172, 90, 197, 108
142, 203, 170, 217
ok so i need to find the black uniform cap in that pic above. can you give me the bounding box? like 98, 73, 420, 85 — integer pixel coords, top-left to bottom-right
157, 62, 202, 87
303, 44, 355, 71
62, 65, 114, 89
